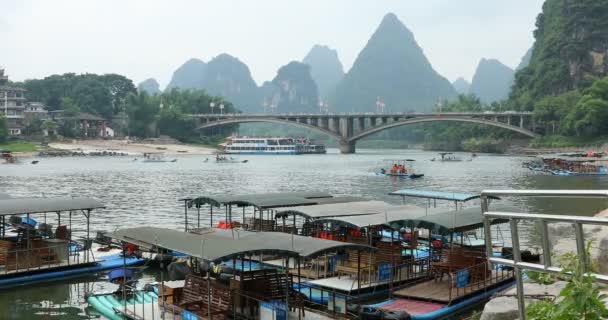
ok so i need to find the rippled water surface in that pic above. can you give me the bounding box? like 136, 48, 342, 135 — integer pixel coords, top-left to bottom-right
1, 149, 608, 319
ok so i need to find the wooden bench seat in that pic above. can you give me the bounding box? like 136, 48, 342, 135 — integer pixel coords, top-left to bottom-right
179, 274, 233, 319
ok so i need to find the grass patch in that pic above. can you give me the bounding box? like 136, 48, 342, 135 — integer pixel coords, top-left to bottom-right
0, 141, 38, 152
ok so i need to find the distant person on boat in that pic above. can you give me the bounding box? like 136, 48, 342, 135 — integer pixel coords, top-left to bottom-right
391, 164, 399, 174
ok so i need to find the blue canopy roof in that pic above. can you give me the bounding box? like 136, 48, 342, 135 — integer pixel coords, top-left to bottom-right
389, 189, 499, 202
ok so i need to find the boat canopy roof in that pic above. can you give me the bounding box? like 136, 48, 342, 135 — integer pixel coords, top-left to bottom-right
185, 192, 358, 209
309, 204, 438, 229
275, 200, 402, 219
0, 197, 104, 216
389, 189, 500, 202
110, 227, 375, 262
385, 206, 514, 235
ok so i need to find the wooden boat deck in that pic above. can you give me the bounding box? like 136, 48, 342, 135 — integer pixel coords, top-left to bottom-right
306, 276, 379, 292
393, 270, 509, 303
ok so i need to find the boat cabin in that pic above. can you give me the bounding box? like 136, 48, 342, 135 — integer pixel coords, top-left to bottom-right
0, 196, 102, 287
109, 226, 375, 320
181, 192, 362, 233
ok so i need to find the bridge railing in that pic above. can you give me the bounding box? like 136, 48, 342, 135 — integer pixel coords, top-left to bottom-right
189, 111, 532, 117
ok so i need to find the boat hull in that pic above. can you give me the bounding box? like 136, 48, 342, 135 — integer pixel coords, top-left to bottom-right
0, 253, 145, 289
87, 290, 158, 320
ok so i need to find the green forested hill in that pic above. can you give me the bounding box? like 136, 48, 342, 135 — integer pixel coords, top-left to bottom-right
511, 0, 608, 110
264, 61, 319, 113
510, 0, 608, 139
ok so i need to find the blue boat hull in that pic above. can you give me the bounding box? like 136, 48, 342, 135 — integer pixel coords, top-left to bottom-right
369, 280, 515, 320
0, 253, 145, 289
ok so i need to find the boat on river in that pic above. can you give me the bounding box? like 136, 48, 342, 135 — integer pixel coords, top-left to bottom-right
1, 151, 17, 164
215, 154, 248, 163
431, 152, 468, 162
0, 195, 145, 289
532, 153, 608, 176
142, 152, 177, 163
220, 136, 326, 155
373, 159, 424, 179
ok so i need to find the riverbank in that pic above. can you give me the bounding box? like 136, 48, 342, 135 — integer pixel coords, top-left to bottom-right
48, 139, 217, 156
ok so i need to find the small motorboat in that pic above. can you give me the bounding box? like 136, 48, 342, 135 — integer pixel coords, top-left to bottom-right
215, 155, 247, 163
433, 152, 463, 162
373, 159, 424, 179
141, 152, 176, 163
31, 160, 39, 165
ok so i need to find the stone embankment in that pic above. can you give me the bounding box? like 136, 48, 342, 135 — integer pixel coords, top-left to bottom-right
479, 208, 608, 320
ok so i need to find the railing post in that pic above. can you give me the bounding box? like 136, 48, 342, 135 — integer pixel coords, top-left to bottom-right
574, 223, 587, 271
481, 194, 493, 269
540, 219, 551, 268
509, 218, 526, 320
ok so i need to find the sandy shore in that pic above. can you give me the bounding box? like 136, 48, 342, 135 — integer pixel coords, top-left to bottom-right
48, 139, 217, 155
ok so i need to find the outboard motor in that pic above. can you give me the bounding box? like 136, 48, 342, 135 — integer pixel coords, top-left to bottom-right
108, 268, 137, 296
95, 231, 112, 245
167, 261, 190, 281
38, 223, 53, 237
199, 260, 211, 274
360, 306, 382, 320
9, 215, 22, 226
381, 310, 411, 320
108, 268, 136, 284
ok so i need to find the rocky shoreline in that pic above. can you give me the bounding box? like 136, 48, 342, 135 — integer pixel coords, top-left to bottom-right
12, 138, 217, 158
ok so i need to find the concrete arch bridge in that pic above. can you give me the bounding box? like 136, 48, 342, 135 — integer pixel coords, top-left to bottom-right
193, 112, 537, 154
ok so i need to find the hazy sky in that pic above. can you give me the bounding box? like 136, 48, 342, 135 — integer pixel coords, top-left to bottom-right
2, 0, 544, 88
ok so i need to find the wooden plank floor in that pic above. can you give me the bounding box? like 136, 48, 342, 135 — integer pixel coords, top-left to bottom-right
393, 270, 512, 303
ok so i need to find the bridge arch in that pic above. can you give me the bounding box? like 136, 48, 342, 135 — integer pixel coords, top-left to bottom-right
348, 117, 538, 142
196, 118, 342, 140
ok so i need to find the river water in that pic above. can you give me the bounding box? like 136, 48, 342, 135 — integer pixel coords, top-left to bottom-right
1, 149, 608, 319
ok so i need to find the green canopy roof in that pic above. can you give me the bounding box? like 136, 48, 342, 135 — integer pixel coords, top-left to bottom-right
0, 197, 104, 216
300, 204, 434, 228
275, 200, 398, 219
385, 206, 514, 235
389, 189, 500, 202
110, 227, 375, 263
187, 192, 334, 209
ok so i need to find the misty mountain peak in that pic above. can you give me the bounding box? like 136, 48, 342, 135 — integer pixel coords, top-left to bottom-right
332, 13, 455, 112
469, 58, 514, 103
452, 77, 471, 95
303, 44, 344, 99
165, 58, 206, 90
138, 78, 160, 95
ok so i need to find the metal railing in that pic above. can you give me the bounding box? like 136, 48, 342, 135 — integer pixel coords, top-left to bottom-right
481, 189, 608, 320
